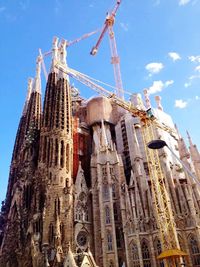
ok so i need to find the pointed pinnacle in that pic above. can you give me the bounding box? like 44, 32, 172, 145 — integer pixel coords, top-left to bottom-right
22, 77, 33, 115
33, 56, 42, 94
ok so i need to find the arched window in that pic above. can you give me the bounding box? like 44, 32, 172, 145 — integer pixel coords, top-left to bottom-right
189, 234, 200, 266
154, 238, 164, 267
85, 207, 89, 222
116, 227, 121, 248
24, 184, 32, 209
55, 138, 58, 166
107, 232, 113, 251
54, 197, 60, 215
130, 242, 140, 267
105, 206, 110, 224
43, 136, 47, 162
102, 166, 107, 176
60, 223, 64, 242
66, 143, 69, 172
49, 223, 54, 244
113, 202, 118, 221
103, 184, 109, 200
112, 183, 116, 198
60, 140, 64, 168
141, 240, 151, 267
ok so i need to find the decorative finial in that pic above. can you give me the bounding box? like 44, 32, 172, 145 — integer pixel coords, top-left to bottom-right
155, 95, 163, 111
187, 130, 193, 147
60, 39, 67, 65
51, 36, 59, 73
23, 78, 33, 115
58, 39, 69, 80
174, 124, 181, 139
33, 56, 42, 94
143, 89, 151, 109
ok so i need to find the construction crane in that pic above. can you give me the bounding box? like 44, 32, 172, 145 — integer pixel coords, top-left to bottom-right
39, 29, 99, 81
90, 0, 124, 99
54, 61, 187, 267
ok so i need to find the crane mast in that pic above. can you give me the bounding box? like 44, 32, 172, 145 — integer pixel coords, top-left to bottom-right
55, 61, 187, 266
90, 0, 124, 99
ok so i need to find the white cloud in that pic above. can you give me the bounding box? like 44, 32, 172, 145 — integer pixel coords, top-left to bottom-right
168, 52, 181, 61
175, 99, 188, 108
120, 22, 129, 32
189, 74, 200, 80
195, 96, 200, 100
195, 65, 200, 72
184, 82, 191, 88
148, 80, 174, 95
165, 80, 174, 87
188, 55, 200, 63
179, 0, 191, 5
148, 81, 164, 94
145, 62, 164, 76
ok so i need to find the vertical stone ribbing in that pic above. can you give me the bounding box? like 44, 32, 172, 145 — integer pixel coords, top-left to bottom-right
39, 56, 73, 260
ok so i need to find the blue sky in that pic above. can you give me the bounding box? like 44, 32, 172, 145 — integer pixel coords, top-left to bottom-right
0, 0, 200, 203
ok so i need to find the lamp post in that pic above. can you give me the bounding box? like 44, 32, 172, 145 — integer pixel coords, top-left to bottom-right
147, 139, 199, 185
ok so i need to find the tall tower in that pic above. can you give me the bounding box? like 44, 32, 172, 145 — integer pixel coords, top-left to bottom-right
38, 37, 74, 263
0, 57, 42, 267
187, 131, 200, 181
87, 97, 127, 267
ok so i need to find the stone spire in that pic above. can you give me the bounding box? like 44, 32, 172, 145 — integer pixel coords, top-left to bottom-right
24, 58, 42, 132
187, 131, 200, 179
176, 126, 190, 162
143, 88, 151, 109
33, 56, 42, 94
12, 77, 35, 161
23, 78, 33, 115
51, 36, 59, 73
58, 39, 69, 80
187, 131, 197, 150
60, 39, 67, 66
155, 95, 163, 111
40, 36, 74, 256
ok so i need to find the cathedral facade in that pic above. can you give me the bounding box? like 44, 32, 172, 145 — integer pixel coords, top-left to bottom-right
0, 38, 200, 267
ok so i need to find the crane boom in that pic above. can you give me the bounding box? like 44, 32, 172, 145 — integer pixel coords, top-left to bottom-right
39, 29, 99, 81
90, 0, 121, 55
67, 29, 99, 47
55, 62, 177, 138
54, 61, 186, 264
90, 0, 124, 99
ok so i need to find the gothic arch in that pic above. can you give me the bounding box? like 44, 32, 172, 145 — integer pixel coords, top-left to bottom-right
129, 241, 140, 267
105, 206, 110, 224
141, 239, 151, 267
188, 233, 200, 266
103, 184, 109, 200
107, 231, 113, 251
